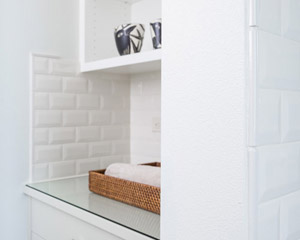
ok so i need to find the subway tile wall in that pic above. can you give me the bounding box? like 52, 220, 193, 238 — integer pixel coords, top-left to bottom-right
130, 72, 161, 164
251, 0, 300, 239
31, 55, 130, 181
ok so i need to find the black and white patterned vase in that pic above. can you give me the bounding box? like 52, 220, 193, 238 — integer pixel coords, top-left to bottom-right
114, 24, 145, 56
150, 19, 162, 49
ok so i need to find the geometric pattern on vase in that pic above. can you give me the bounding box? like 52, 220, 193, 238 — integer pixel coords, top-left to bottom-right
114, 24, 145, 56
150, 19, 162, 49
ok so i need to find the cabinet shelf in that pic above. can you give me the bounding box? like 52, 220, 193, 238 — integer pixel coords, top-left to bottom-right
81, 49, 161, 74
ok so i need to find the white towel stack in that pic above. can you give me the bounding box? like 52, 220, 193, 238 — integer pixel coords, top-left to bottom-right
105, 163, 161, 188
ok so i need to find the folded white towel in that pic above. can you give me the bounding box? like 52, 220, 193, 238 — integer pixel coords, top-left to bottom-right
105, 163, 161, 188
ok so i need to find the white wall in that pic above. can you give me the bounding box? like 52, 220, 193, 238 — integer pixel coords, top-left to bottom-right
161, 0, 248, 239
249, 0, 300, 239
0, 0, 78, 239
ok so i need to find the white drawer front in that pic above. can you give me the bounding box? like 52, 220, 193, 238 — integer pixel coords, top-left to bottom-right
31, 199, 123, 240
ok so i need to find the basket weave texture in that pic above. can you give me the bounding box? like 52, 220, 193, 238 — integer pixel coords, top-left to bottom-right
89, 162, 161, 214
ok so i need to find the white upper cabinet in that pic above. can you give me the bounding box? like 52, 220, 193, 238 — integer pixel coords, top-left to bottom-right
79, 0, 162, 73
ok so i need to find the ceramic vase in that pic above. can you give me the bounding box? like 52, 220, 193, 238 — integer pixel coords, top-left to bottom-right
114, 23, 145, 56
150, 19, 162, 49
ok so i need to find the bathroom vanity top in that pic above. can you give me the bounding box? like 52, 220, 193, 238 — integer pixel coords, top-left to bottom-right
25, 176, 160, 240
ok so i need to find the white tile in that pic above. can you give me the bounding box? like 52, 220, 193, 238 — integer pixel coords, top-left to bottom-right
76, 126, 100, 142
258, 31, 300, 90
282, 0, 300, 41
34, 129, 49, 145
49, 93, 76, 109
131, 141, 161, 157
257, 0, 281, 34
34, 93, 49, 109
35, 75, 62, 92
255, 90, 281, 145
131, 155, 160, 164
130, 78, 143, 96
256, 143, 300, 203
33, 56, 50, 74
100, 156, 124, 169
63, 77, 87, 93
112, 141, 130, 155
49, 161, 76, 178
280, 191, 300, 240
101, 96, 124, 109
142, 72, 161, 96
89, 111, 111, 125
77, 94, 99, 109
76, 159, 100, 175
50, 59, 78, 75
282, 92, 300, 142
35, 145, 62, 163
32, 163, 49, 181
63, 111, 88, 126
131, 96, 155, 111
101, 126, 123, 140
112, 79, 130, 95
112, 111, 129, 124
88, 78, 112, 94
89, 142, 111, 157
35, 111, 62, 127
63, 143, 88, 160
257, 201, 280, 240
49, 128, 75, 144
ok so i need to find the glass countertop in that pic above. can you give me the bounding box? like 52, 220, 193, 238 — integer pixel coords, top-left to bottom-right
26, 176, 160, 239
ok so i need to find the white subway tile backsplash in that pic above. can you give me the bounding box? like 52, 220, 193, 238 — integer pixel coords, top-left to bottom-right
35, 75, 62, 92
35, 145, 62, 163
257, 201, 280, 240
34, 129, 49, 145
131, 141, 160, 158
112, 111, 129, 124
76, 126, 100, 142
63, 111, 88, 126
256, 143, 300, 203
112, 141, 130, 155
89, 111, 111, 125
34, 93, 49, 109
49, 128, 75, 144
63, 77, 87, 93
258, 31, 300, 90
50, 59, 78, 76
100, 156, 124, 169
76, 159, 100, 175
49, 161, 76, 178
77, 94, 99, 109
255, 90, 281, 145
32, 163, 49, 181
33, 56, 50, 74
35, 111, 62, 127
282, 92, 300, 142
101, 96, 124, 109
89, 142, 111, 157
63, 143, 89, 160
112, 79, 130, 95
101, 126, 124, 140
88, 78, 112, 94
49, 93, 76, 109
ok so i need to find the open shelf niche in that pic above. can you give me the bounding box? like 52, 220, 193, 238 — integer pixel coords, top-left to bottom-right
80, 0, 162, 73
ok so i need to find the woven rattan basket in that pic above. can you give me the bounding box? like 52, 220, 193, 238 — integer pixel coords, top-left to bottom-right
89, 162, 161, 215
